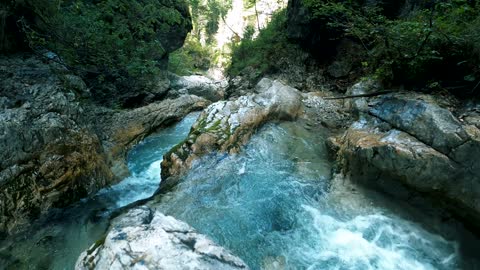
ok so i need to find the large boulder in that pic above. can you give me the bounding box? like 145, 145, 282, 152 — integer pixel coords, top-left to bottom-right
336, 91, 480, 228
0, 56, 114, 234
168, 74, 226, 102
369, 94, 469, 155
76, 206, 249, 270
160, 79, 303, 191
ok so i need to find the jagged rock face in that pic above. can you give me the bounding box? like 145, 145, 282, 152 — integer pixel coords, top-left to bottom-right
160, 79, 303, 191
76, 206, 249, 270
336, 86, 480, 227
0, 56, 114, 234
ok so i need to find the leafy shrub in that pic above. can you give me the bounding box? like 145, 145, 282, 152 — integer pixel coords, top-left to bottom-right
21, 0, 191, 98
169, 34, 212, 75
301, 0, 480, 93
228, 9, 298, 77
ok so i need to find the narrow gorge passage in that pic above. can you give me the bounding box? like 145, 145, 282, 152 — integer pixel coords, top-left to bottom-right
2, 113, 479, 269
0, 113, 200, 270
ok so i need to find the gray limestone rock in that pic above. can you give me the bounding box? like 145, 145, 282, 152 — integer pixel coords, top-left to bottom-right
160, 78, 303, 191
76, 206, 249, 270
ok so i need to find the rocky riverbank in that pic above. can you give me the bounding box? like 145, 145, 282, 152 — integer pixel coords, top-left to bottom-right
0, 55, 221, 235
330, 79, 480, 230
158, 74, 480, 234
3, 56, 480, 269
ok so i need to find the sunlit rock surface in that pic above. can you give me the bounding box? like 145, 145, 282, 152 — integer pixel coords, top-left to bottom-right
160, 78, 303, 190
336, 90, 480, 227
76, 206, 249, 270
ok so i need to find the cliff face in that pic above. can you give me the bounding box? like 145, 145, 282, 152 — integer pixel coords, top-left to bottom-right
1, 0, 194, 108
0, 56, 114, 234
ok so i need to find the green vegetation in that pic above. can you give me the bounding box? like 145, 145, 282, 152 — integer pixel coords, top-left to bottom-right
5, 0, 479, 96
16, 0, 191, 95
227, 0, 480, 94
228, 9, 298, 77
169, 34, 212, 75
168, 0, 233, 75
302, 0, 480, 93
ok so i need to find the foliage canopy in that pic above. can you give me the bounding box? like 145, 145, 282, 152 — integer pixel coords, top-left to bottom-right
20, 0, 191, 99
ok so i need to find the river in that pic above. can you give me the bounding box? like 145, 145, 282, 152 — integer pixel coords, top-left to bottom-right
1, 113, 479, 269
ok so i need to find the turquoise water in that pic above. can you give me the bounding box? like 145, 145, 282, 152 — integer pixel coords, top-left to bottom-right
1, 113, 479, 269
153, 122, 480, 270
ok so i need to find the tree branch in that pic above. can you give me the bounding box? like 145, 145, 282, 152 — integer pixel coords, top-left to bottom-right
324, 90, 394, 100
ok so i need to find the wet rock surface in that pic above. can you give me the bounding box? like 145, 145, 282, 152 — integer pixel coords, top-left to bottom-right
91, 95, 210, 179
335, 81, 480, 228
76, 206, 249, 270
160, 78, 303, 191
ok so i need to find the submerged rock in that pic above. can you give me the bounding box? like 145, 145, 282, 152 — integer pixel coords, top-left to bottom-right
160, 78, 303, 191
336, 90, 480, 228
76, 206, 249, 270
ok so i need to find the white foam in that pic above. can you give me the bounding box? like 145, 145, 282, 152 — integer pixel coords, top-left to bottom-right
110, 160, 162, 208
298, 205, 458, 270
237, 162, 246, 175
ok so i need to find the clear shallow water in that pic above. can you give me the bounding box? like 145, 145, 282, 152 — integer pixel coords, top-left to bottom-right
0, 113, 200, 270
1, 113, 479, 270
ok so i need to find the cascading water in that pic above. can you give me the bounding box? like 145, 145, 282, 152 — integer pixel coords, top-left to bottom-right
1, 113, 479, 269
0, 113, 200, 270
153, 122, 480, 270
